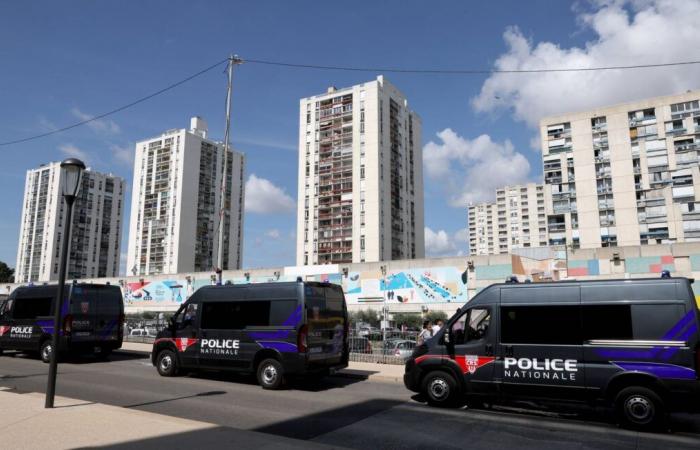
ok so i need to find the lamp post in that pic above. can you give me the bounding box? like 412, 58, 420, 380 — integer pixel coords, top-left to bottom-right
45, 158, 85, 408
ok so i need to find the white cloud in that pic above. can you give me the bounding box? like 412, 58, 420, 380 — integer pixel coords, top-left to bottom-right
424, 227, 466, 258
265, 229, 281, 239
59, 144, 90, 161
110, 144, 134, 166
71, 107, 120, 134
472, 0, 700, 129
423, 128, 530, 205
245, 174, 295, 214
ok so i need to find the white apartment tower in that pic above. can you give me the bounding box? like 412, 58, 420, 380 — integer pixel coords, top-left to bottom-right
127, 117, 245, 276
16, 162, 124, 283
541, 90, 700, 249
468, 183, 547, 256
296, 76, 424, 265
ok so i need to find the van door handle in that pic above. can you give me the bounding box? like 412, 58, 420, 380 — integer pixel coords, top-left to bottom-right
485, 344, 493, 356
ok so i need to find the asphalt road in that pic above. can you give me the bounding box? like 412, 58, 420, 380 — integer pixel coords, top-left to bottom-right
1, 350, 700, 449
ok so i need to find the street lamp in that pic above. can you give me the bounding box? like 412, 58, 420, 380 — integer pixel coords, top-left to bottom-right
45, 158, 85, 408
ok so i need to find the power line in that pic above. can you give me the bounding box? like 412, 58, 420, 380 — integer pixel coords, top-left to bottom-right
244, 57, 700, 74
0, 58, 229, 147
4, 55, 700, 146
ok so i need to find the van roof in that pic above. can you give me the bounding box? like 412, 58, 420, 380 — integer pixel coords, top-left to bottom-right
493, 277, 692, 289
198, 280, 340, 291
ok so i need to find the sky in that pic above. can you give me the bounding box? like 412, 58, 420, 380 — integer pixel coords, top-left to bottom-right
1, 0, 700, 271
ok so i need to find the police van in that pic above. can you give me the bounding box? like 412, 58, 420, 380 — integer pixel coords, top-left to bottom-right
404, 277, 700, 429
0, 283, 124, 362
152, 281, 349, 389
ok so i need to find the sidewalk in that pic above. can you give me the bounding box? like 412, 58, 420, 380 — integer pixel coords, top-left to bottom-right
120, 342, 405, 384
0, 388, 343, 449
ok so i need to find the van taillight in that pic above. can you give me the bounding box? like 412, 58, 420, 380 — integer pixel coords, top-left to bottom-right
63, 314, 73, 336
298, 325, 308, 353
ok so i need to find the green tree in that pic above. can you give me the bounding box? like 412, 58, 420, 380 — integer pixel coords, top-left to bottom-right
425, 310, 448, 324
349, 308, 380, 327
0, 261, 14, 283
391, 312, 423, 329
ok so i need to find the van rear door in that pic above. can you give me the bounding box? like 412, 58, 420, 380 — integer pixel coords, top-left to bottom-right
304, 284, 346, 362
94, 286, 123, 344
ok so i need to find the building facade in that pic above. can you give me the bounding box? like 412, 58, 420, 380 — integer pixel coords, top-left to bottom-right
541, 91, 700, 249
16, 162, 124, 283
296, 76, 424, 265
126, 117, 245, 276
468, 183, 546, 256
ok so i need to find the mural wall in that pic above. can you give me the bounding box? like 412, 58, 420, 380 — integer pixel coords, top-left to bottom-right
11, 245, 700, 310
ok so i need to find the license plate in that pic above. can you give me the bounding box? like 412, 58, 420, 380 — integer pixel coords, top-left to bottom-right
309, 347, 323, 354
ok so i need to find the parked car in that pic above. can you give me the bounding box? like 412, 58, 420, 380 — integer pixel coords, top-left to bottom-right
383, 339, 416, 359
348, 337, 373, 354
404, 276, 700, 430
130, 329, 156, 337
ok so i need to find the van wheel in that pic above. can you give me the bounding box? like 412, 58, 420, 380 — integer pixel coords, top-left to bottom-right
40, 340, 54, 363
257, 358, 285, 390
422, 371, 459, 407
156, 349, 179, 377
614, 386, 666, 430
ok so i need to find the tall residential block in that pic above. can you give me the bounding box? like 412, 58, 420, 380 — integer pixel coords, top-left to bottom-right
296, 76, 424, 265
126, 117, 245, 276
16, 162, 124, 283
468, 183, 546, 256
541, 90, 700, 249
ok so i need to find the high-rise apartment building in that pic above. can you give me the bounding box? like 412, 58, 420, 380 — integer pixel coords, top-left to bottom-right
16, 162, 124, 283
541, 90, 700, 249
296, 76, 424, 265
468, 183, 547, 256
126, 117, 245, 276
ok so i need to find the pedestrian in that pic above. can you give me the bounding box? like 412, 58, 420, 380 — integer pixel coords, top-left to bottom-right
417, 320, 432, 345
432, 319, 444, 335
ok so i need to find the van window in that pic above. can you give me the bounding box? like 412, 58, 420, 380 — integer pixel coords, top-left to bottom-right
13, 296, 53, 319
305, 285, 345, 321
452, 308, 491, 345
200, 300, 297, 329
582, 304, 685, 341
582, 305, 632, 341
501, 305, 581, 345
96, 287, 123, 316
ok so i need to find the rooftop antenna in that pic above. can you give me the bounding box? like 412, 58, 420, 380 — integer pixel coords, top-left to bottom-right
216, 54, 243, 286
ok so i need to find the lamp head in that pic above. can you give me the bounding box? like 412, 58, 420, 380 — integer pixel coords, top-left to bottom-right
60, 158, 86, 200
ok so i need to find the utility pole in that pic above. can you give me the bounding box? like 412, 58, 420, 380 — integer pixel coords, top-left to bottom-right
216, 54, 243, 285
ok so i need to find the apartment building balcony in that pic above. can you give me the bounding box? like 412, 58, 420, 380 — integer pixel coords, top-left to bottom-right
545, 175, 563, 184
674, 142, 699, 152
548, 223, 566, 233
599, 218, 615, 227
591, 123, 607, 132
597, 186, 613, 194
633, 166, 642, 174
629, 116, 656, 127
596, 170, 612, 179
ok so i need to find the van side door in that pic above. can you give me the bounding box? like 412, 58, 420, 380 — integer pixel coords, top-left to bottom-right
170, 301, 201, 368
445, 306, 497, 396
498, 286, 586, 401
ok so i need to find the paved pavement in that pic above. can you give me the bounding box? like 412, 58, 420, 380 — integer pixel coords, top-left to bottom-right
0, 388, 341, 449
1, 350, 699, 449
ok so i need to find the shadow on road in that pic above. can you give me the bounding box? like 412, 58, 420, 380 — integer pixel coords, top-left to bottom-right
185, 369, 367, 392
254, 398, 403, 440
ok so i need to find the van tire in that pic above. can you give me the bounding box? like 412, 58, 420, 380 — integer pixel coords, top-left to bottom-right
614, 386, 666, 430
257, 358, 285, 390
155, 349, 179, 377
422, 371, 459, 407
40, 340, 54, 364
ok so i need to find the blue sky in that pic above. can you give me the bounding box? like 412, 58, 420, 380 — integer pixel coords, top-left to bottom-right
1, 0, 699, 271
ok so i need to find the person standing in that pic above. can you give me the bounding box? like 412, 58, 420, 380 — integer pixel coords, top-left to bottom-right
417, 320, 432, 345
432, 319, 444, 335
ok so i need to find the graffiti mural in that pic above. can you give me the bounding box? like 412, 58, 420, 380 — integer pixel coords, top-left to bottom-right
344, 266, 469, 305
